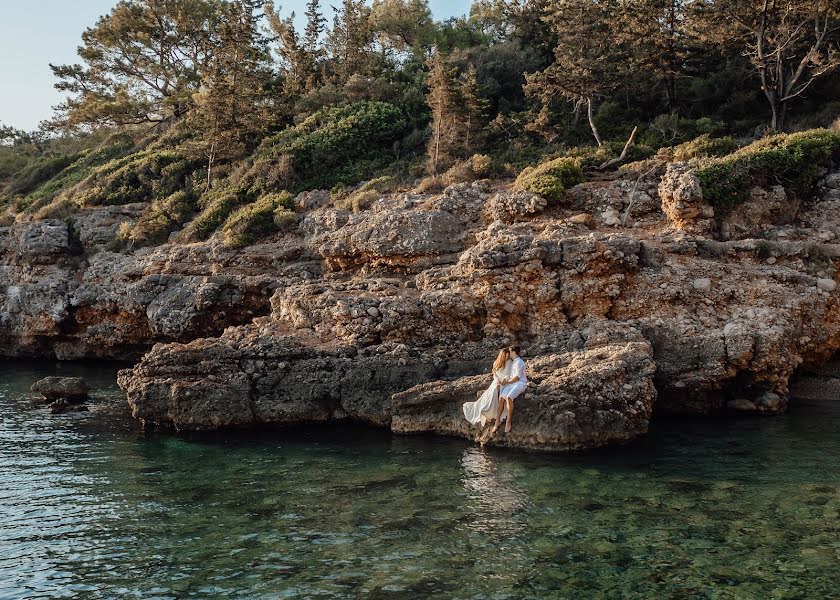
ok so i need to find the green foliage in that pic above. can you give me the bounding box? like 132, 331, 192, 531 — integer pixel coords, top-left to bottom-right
120, 190, 198, 247
333, 175, 397, 211
0, 136, 136, 219
253, 101, 409, 192
186, 189, 249, 241
221, 190, 297, 248
560, 142, 654, 170
696, 129, 840, 212
442, 153, 495, 184
514, 157, 583, 202
74, 149, 200, 207
5, 154, 78, 196
673, 134, 742, 162
273, 207, 299, 229
640, 115, 727, 148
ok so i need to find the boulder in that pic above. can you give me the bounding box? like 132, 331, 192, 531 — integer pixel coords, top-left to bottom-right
31, 376, 90, 403
817, 278, 837, 292
658, 164, 715, 234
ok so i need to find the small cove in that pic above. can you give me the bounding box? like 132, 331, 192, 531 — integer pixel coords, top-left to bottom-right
1, 360, 838, 598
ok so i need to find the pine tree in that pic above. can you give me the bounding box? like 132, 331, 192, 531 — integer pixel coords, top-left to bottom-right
189, 0, 274, 190
460, 64, 488, 153
327, 0, 372, 83
694, 0, 840, 131
524, 0, 625, 146
304, 0, 326, 55
266, 2, 308, 94
50, 0, 217, 128
620, 0, 691, 112
426, 53, 461, 174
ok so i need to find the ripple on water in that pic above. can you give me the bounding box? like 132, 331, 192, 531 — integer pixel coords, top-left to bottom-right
2, 361, 840, 598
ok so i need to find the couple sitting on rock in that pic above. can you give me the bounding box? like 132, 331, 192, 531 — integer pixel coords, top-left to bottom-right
463, 345, 528, 433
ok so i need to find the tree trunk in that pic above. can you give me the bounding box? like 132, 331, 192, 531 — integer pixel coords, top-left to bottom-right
205, 141, 216, 193
665, 76, 677, 113
465, 114, 471, 153
587, 97, 603, 147
769, 96, 786, 132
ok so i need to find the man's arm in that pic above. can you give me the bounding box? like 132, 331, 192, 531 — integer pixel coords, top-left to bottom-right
514, 359, 526, 382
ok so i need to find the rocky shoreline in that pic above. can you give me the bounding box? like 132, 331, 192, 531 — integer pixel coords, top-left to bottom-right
4, 164, 840, 450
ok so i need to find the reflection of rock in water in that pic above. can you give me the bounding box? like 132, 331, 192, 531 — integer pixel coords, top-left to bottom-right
460, 447, 528, 536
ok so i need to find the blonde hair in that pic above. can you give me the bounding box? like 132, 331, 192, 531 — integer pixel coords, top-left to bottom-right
492, 348, 510, 373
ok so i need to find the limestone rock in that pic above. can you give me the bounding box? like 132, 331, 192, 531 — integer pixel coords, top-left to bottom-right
817, 278, 837, 292
31, 376, 90, 403
693, 278, 712, 292
658, 164, 715, 234
6, 167, 840, 451
487, 191, 547, 222
727, 398, 757, 412
391, 342, 657, 451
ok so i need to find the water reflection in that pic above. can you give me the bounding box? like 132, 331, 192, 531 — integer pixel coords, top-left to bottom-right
460, 447, 528, 537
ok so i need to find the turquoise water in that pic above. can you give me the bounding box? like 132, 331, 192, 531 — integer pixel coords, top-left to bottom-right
1, 361, 839, 599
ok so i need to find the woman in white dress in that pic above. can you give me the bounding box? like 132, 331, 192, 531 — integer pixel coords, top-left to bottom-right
493, 345, 527, 433
463, 349, 512, 427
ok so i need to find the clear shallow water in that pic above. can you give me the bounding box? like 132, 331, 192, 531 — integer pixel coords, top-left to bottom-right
1, 362, 839, 599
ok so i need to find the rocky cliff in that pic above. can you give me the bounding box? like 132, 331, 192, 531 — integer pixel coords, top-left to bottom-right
5, 166, 840, 450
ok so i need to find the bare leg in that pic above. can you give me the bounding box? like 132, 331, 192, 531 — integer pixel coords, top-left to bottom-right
504, 398, 514, 432
492, 396, 507, 433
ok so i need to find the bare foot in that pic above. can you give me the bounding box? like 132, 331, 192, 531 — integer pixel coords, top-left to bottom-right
491, 425, 499, 433
505, 425, 512, 433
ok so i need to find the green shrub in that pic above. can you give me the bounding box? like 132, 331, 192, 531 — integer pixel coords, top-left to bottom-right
514, 157, 584, 202
221, 191, 296, 248
120, 190, 198, 247
74, 149, 200, 207
673, 134, 742, 162
641, 114, 727, 147
415, 175, 445, 195
442, 154, 495, 185
334, 176, 397, 211
6, 154, 78, 196
696, 128, 840, 212
186, 189, 249, 240
273, 207, 298, 229
250, 101, 410, 193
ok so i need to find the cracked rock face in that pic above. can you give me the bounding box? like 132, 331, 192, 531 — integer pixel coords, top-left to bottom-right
7, 169, 840, 451
117, 318, 656, 452
0, 212, 279, 359
658, 164, 715, 234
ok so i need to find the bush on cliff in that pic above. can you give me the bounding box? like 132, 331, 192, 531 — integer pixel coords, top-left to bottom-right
442, 154, 495, 185
119, 190, 198, 247
73, 149, 202, 207
221, 191, 296, 248
6, 154, 78, 197
1, 137, 136, 220
514, 157, 584, 202
245, 101, 410, 193
185, 188, 250, 241
673, 134, 742, 162
696, 129, 840, 212
333, 176, 398, 211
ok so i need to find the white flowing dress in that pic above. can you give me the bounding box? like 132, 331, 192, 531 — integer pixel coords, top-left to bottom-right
463, 360, 513, 425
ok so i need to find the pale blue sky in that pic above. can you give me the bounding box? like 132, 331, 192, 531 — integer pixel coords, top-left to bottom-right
0, 0, 472, 131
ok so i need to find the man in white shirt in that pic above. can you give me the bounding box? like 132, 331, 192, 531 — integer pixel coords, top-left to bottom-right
493, 344, 528, 433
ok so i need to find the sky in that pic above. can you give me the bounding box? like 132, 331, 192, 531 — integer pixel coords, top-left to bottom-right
0, 0, 473, 131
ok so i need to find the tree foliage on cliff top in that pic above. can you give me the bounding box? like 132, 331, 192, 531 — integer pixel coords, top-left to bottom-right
696, 129, 840, 211
243, 101, 410, 193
